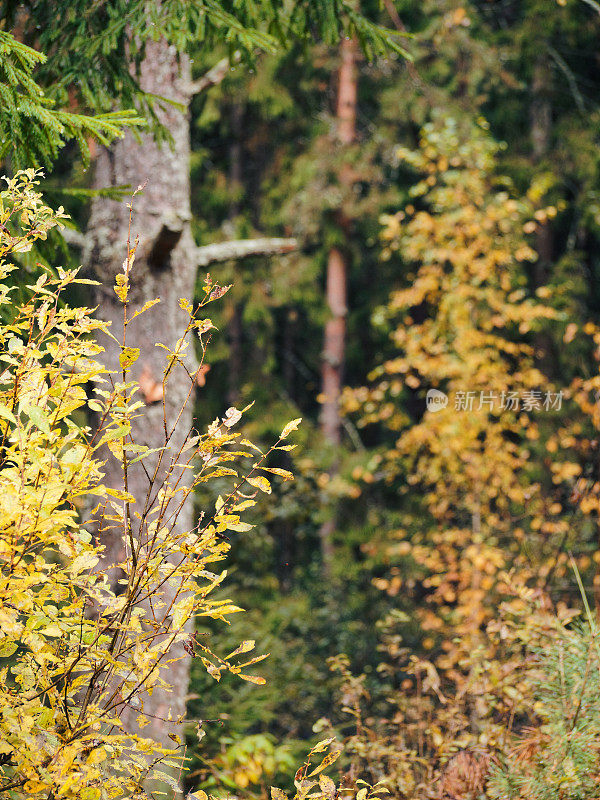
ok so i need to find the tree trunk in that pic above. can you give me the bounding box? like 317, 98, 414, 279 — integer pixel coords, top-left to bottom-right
87, 36, 195, 754
319, 36, 357, 567
321, 246, 348, 448
227, 100, 245, 407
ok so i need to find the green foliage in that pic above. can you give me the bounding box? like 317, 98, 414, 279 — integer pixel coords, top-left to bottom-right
4, 0, 408, 160
0, 32, 143, 169
201, 733, 296, 794
489, 613, 600, 800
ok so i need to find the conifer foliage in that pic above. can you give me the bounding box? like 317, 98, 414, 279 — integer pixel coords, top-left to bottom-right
0, 33, 142, 169
1, 0, 408, 170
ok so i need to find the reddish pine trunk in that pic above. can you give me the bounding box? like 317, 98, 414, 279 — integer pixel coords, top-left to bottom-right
335, 37, 359, 147
321, 247, 348, 447
319, 36, 357, 566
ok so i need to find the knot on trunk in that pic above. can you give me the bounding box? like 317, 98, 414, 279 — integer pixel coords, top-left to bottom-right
148, 211, 189, 270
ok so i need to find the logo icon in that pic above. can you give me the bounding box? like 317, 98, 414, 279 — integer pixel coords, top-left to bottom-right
426, 388, 448, 412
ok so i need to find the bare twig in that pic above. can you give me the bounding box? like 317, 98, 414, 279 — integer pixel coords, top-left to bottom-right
60, 226, 89, 249
547, 45, 585, 114
580, 0, 600, 16
180, 52, 241, 96
194, 237, 297, 267
382, 0, 423, 90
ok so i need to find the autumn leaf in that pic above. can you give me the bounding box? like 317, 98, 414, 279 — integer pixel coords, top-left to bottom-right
246, 475, 272, 494
119, 346, 140, 371
280, 418, 302, 439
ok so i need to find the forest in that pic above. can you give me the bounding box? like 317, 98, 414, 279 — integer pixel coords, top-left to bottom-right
2, 1, 600, 798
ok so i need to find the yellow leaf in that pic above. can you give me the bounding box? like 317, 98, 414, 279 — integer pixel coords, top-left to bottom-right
223, 407, 242, 428
239, 673, 266, 685
113, 273, 128, 302
0, 404, 16, 425
119, 346, 140, 371
24, 780, 50, 793
319, 776, 336, 797
132, 298, 160, 319
81, 789, 101, 800
202, 657, 223, 682
234, 771, 250, 789
225, 640, 256, 659
310, 738, 334, 754
280, 418, 302, 439
307, 748, 341, 777
260, 467, 294, 481
172, 596, 194, 629
100, 423, 131, 444
227, 521, 254, 532
42, 624, 62, 637
0, 638, 18, 657
87, 747, 107, 765
246, 475, 272, 494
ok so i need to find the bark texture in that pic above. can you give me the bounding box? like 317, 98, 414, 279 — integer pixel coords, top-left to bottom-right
321, 246, 348, 447
88, 37, 195, 749
86, 35, 297, 766
319, 36, 357, 566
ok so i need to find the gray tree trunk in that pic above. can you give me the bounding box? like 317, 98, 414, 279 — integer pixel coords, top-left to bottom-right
88, 36, 195, 751
85, 32, 296, 783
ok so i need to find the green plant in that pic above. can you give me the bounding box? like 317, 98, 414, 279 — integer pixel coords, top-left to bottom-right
0, 32, 142, 169
200, 733, 296, 796
489, 566, 600, 800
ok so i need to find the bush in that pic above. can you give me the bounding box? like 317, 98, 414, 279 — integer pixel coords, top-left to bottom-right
0, 170, 299, 798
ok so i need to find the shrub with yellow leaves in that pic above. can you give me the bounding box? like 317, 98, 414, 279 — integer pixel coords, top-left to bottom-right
350, 114, 559, 691
339, 116, 576, 796
0, 171, 299, 799
271, 738, 389, 800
